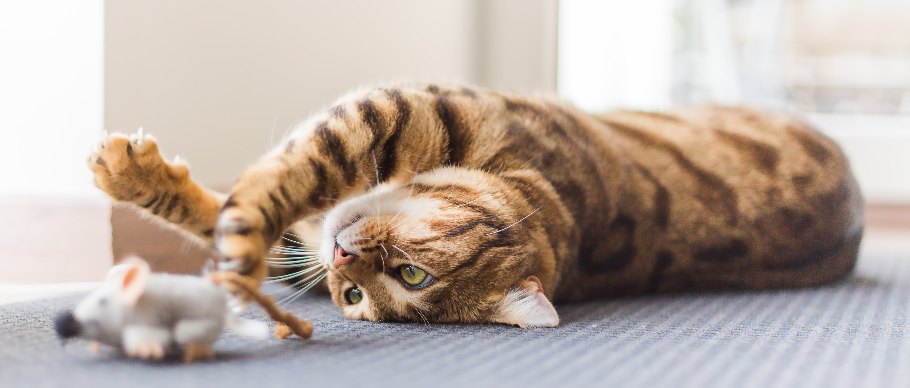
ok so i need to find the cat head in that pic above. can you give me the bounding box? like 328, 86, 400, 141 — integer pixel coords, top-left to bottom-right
318, 168, 559, 328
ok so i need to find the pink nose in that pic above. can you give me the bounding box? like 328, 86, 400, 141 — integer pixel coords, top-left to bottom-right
333, 245, 356, 268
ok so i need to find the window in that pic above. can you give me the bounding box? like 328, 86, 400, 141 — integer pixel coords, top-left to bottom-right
558, 0, 910, 202
0, 1, 110, 284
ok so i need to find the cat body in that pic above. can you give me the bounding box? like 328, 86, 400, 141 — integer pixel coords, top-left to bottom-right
89, 84, 863, 327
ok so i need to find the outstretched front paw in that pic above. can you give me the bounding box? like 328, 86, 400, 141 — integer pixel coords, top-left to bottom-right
215, 205, 270, 285
88, 128, 188, 203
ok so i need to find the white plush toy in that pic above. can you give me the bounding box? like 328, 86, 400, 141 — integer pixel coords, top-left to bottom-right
54, 258, 268, 362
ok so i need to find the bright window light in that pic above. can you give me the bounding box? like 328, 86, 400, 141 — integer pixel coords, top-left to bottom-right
557, 0, 675, 112
0, 0, 103, 197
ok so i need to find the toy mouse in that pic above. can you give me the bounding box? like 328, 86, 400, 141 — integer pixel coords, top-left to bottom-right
54, 258, 268, 362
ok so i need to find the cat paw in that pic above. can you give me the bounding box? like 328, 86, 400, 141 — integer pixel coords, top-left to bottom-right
88, 129, 188, 202
215, 206, 270, 284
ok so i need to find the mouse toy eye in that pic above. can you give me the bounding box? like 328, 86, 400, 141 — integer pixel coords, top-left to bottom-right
397, 265, 433, 289
344, 287, 363, 304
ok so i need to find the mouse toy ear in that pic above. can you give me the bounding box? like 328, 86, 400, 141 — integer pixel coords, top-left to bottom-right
490, 275, 559, 328
114, 258, 151, 307
105, 262, 132, 282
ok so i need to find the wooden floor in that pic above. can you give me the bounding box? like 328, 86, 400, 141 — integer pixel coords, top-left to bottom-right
862, 205, 910, 257
866, 204, 910, 229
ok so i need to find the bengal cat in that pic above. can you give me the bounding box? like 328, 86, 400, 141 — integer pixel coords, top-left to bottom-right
88, 84, 863, 328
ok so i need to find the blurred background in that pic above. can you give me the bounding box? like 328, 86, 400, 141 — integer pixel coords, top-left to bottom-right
1, 0, 908, 291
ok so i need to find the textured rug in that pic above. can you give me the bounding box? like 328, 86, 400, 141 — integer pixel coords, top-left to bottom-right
1, 252, 907, 388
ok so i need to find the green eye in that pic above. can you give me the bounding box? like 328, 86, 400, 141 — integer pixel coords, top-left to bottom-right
397, 265, 433, 288
344, 287, 363, 304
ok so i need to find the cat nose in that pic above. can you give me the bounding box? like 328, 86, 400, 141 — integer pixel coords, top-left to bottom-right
333, 244, 356, 268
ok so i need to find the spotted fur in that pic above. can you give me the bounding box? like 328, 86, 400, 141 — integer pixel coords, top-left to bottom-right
89, 84, 863, 327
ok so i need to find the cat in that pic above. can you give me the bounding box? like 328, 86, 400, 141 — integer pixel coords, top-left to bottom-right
88, 84, 863, 328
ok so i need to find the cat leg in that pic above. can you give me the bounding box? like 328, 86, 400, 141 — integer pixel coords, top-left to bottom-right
88, 131, 225, 245
215, 87, 457, 282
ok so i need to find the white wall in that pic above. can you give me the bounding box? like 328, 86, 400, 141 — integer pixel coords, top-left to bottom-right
106, 0, 555, 190
479, 0, 558, 94
0, 0, 104, 196
0, 1, 111, 283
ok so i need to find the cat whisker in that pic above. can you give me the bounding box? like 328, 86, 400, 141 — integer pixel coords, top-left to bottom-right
280, 234, 314, 247
282, 232, 320, 248
486, 205, 543, 235
282, 268, 325, 288
278, 271, 328, 306
269, 254, 320, 260
385, 220, 427, 240
270, 251, 320, 257
378, 243, 389, 272
385, 182, 416, 231
264, 264, 324, 283
273, 257, 319, 264
271, 249, 320, 254
271, 242, 318, 250
450, 195, 484, 210
412, 306, 430, 325
281, 244, 315, 248
266, 254, 319, 260
269, 253, 319, 259
266, 257, 319, 264
386, 209, 419, 233
390, 244, 415, 265
266, 258, 320, 265
268, 263, 318, 269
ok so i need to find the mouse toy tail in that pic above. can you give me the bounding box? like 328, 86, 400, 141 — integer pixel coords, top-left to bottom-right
210, 271, 314, 340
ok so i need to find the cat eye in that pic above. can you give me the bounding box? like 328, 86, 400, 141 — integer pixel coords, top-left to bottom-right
344, 287, 363, 304
397, 265, 433, 289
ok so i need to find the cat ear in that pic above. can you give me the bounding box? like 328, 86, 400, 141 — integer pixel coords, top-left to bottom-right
490, 276, 559, 328
113, 257, 150, 307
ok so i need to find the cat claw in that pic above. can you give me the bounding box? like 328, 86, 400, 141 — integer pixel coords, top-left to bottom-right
100, 129, 109, 149
129, 127, 146, 147
217, 259, 241, 271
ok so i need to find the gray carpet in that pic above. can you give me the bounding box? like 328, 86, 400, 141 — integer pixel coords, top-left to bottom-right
2, 252, 908, 388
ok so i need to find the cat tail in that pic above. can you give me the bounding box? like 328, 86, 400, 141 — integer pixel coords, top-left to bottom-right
224, 313, 270, 340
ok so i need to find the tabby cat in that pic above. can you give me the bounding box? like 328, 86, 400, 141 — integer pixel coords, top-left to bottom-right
88, 84, 863, 328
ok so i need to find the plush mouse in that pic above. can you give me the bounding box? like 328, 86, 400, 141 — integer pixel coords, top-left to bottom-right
54, 258, 268, 362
